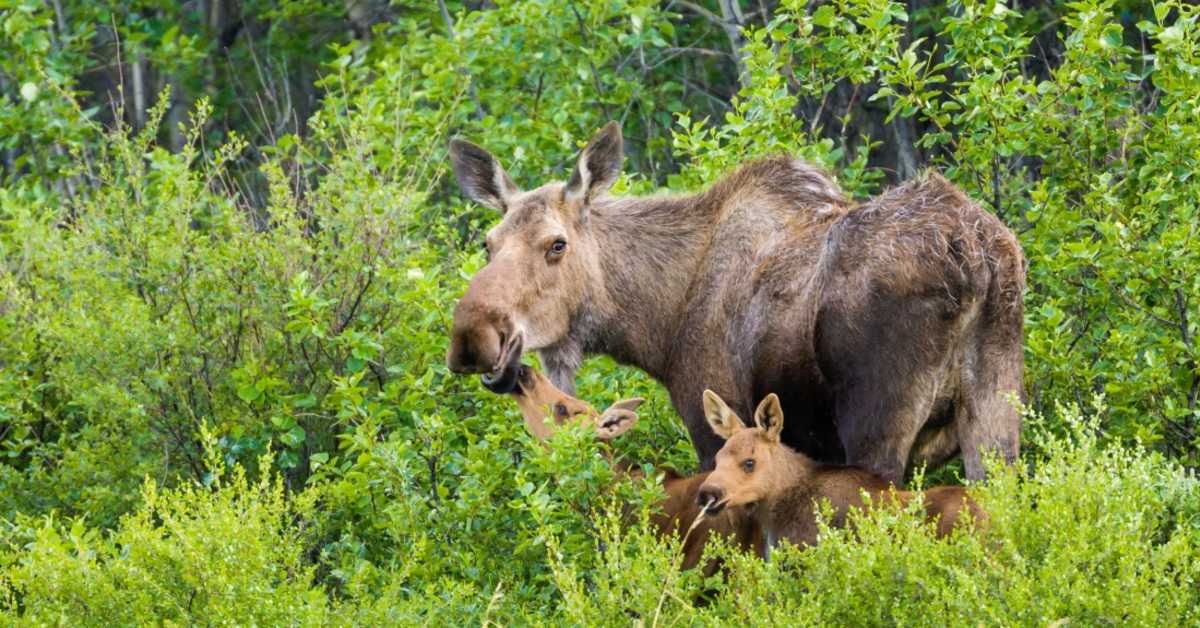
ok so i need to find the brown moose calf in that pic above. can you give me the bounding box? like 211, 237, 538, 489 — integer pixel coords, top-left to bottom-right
697, 391, 984, 559
507, 365, 762, 575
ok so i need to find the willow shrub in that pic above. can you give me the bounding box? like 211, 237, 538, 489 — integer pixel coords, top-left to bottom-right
548, 405, 1200, 626
0, 87, 457, 525
0, 449, 331, 626
0, 403, 1194, 625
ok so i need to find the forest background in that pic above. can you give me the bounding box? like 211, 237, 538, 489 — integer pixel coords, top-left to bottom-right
0, 0, 1198, 623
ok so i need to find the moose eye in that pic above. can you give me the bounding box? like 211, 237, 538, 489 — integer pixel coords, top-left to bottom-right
741, 459, 755, 473
547, 238, 567, 259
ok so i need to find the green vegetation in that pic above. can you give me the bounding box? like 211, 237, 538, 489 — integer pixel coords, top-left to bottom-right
1, 0, 1198, 623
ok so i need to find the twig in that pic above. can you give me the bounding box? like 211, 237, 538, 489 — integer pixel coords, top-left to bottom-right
1175, 287, 1198, 412
652, 501, 722, 627
436, 0, 484, 120
569, 2, 613, 121
679, 77, 732, 111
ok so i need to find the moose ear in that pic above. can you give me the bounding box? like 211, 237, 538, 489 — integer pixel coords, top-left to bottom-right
563, 122, 623, 218
448, 138, 519, 212
703, 389, 743, 440
753, 394, 785, 442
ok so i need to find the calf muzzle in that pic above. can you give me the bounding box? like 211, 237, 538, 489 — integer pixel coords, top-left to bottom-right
696, 486, 726, 514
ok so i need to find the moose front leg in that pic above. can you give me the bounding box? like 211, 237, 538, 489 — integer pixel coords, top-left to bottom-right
540, 342, 583, 396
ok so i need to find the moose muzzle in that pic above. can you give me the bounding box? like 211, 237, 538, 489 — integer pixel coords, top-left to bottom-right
446, 306, 524, 394
696, 485, 727, 515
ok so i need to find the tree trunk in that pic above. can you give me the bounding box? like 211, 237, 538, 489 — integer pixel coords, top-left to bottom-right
130, 51, 147, 131
890, 97, 921, 181
716, 0, 750, 90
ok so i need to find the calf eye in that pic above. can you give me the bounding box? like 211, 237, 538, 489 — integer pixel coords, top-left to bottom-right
547, 238, 567, 260
741, 459, 755, 473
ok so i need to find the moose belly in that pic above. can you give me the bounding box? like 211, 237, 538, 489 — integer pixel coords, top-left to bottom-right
751, 362, 844, 463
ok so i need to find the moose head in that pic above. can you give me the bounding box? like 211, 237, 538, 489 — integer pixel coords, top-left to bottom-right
445, 123, 624, 393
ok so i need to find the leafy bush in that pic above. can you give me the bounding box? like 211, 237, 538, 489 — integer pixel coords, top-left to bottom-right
1, 403, 1194, 625
0, 450, 331, 626
545, 404, 1200, 625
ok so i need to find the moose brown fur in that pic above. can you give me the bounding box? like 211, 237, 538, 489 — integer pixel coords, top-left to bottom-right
447, 122, 1025, 482
507, 365, 762, 575
697, 391, 985, 558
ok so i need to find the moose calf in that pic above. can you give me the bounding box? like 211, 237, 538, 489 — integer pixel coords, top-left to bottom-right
697, 391, 985, 559
507, 365, 762, 574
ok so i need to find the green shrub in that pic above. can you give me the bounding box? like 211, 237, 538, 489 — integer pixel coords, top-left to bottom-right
0, 450, 331, 626
2, 403, 1192, 625
547, 404, 1200, 625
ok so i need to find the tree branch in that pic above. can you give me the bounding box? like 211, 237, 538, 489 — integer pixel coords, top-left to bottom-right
1175, 287, 1198, 412
677, 0, 749, 89
437, 0, 485, 120
569, 3, 614, 121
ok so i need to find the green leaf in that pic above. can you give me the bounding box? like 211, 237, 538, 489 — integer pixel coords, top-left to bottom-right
281, 426, 307, 448
237, 385, 261, 404
812, 5, 837, 28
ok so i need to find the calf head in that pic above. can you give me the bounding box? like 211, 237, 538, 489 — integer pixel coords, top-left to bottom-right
446, 123, 625, 393
510, 364, 643, 442
696, 391, 788, 514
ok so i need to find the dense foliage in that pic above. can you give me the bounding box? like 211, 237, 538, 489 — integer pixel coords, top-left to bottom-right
1, 0, 1198, 623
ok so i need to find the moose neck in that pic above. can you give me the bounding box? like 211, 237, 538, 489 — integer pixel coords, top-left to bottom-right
570, 193, 716, 381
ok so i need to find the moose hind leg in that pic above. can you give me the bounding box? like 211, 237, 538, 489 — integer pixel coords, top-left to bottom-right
833, 367, 942, 485
818, 291, 962, 485
956, 307, 1023, 480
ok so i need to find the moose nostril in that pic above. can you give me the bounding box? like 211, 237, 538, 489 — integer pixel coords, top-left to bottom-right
447, 342, 475, 373
697, 488, 724, 511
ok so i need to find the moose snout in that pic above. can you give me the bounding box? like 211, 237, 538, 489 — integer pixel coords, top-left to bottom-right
696, 485, 726, 514
446, 291, 526, 393
446, 288, 519, 373
446, 319, 505, 374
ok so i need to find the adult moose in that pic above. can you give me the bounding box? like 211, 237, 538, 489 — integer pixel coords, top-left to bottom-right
445, 122, 1025, 482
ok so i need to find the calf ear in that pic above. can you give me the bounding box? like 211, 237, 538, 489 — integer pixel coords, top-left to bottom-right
608, 397, 644, 413
753, 394, 785, 442
448, 138, 519, 212
595, 408, 638, 441
703, 389, 743, 440
562, 122, 623, 220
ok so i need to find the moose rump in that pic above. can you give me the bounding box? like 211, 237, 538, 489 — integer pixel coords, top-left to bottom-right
741, 173, 1026, 482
